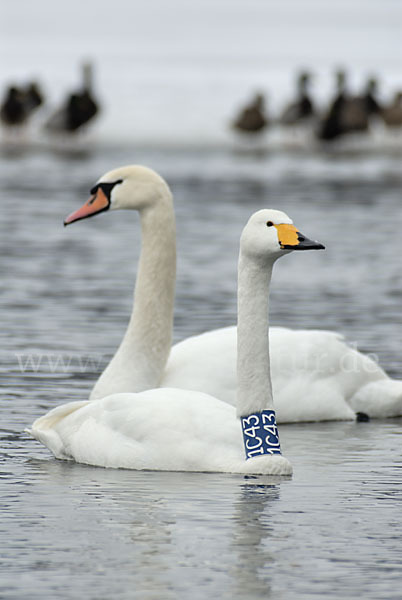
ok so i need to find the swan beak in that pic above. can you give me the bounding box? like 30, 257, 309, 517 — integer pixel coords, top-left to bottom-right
64, 188, 110, 226
275, 224, 325, 250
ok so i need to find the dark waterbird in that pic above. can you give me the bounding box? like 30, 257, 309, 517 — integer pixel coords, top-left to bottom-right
232, 92, 268, 133
382, 91, 402, 127
317, 71, 382, 141
280, 71, 315, 126
44, 62, 100, 135
0, 86, 27, 127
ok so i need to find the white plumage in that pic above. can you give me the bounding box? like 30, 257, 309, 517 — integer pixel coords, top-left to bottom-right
165, 326, 402, 422
65, 165, 402, 423
30, 207, 327, 474
27, 164, 402, 475
28, 389, 290, 474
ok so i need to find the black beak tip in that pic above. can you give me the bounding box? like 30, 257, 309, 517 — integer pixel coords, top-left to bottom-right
293, 231, 325, 251
283, 239, 325, 251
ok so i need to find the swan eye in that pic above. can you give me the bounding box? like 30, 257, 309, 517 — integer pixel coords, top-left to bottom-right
266, 221, 274, 227
90, 179, 123, 198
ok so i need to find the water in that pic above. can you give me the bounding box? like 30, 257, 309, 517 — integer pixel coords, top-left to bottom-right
1, 144, 402, 599
2, 423, 402, 600
2, 1, 402, 598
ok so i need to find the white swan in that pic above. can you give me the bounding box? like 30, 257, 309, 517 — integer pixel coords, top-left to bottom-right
64, 166, 176, 395
28, 209, 325, 473
63, 165, 402, 422
165, 327, 402, 422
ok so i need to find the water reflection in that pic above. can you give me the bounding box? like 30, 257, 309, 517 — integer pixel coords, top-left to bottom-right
17, 456, 292, 599
1, 414, 401, 599
231, 482, 281, 598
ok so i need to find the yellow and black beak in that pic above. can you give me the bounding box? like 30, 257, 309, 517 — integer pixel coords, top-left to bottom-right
275, 224, 325, 251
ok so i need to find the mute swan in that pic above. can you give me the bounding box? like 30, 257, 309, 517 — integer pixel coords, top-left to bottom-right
63, 165, 402, 422
28, 209, 324, 473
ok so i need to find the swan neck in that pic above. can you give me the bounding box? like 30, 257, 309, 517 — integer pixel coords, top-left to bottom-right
129, 196, 176, 373
91, 187, 176, 398
237, 254, 274, 417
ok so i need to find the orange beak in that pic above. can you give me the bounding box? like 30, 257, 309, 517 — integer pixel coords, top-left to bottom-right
64, 187, 110, 226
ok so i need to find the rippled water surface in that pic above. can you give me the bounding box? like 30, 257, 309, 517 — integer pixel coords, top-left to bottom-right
2, 0, 402, 596
3, 421, 402, 600
1, 143, 402, 599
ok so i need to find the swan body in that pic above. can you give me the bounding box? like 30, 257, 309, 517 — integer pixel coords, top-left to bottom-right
28, 389, 290, 474
164, 326, 402, 422
29, 208, 325, 474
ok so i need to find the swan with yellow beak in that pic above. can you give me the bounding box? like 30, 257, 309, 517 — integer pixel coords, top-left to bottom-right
28, 206, 324, 474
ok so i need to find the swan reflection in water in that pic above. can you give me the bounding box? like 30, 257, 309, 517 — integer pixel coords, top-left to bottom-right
231, 481, 281, 598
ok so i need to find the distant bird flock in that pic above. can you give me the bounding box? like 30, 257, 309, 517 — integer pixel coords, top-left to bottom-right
0, 62, 100, 146
232, 70, 402, 144
1, 65, 401, 150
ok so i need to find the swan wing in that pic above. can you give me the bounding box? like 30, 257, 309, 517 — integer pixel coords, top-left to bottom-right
164, 326, 398, 422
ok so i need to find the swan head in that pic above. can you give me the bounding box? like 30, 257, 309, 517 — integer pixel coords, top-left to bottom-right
64, 165, 171, 225
241, 209, 324, 262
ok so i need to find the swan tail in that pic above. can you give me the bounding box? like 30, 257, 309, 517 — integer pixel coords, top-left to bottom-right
26, 401, 90, 459
350, 379, 402, 418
